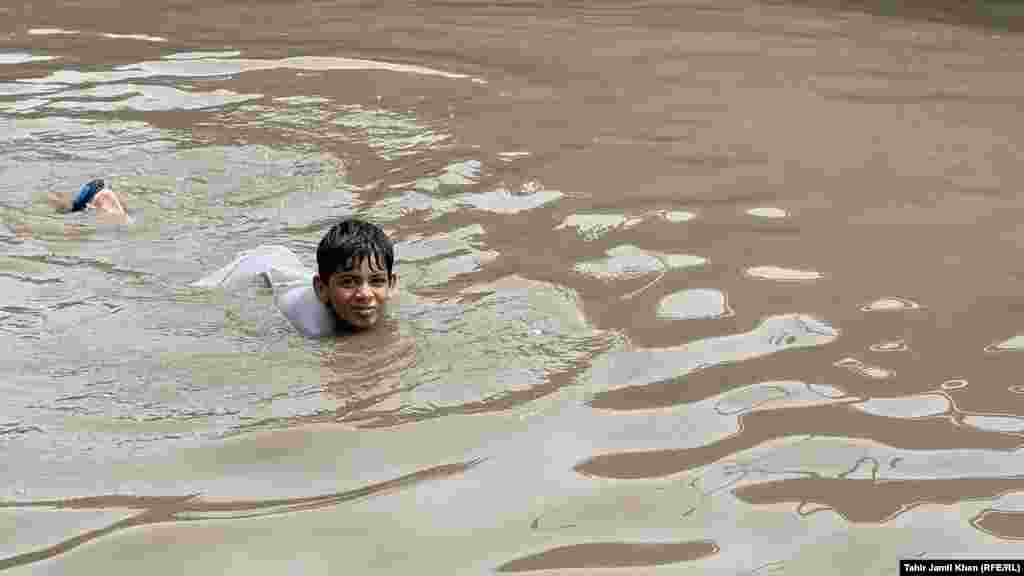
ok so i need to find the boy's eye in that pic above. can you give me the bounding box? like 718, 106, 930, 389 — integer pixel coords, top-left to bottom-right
335, 277, 387, 288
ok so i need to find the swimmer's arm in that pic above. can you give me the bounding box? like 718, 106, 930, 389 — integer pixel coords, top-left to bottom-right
49, 188, 129, 218
48, 191, 73, 212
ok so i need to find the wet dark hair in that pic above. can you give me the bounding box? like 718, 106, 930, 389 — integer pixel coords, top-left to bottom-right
316, 218, 394, 281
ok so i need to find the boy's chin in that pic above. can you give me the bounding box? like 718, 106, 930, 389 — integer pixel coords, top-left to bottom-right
338, 313, 379, 331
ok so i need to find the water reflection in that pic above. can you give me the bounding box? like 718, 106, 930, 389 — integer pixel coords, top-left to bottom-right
860, 297, 923, 312
20, 55, 477, 86
660, 210, 697, 222
746, 207, 788, 218
869, 339, 908, 352
575, 403, 1024, 480
165, 51, 242, 60
27, 28, 78, 35
0, 52, 57, 65
986, 334, 1024, 352
581, 313, 838, 400
833, 357, 894, 380
656, 288, 733, 320
573, 245, 707, 295
852, 394, 950, 418
713, 381, 849, 416
0, 460, 481, 571
99, 33, 168, 43
745, 265, 823, 282
0, 82, 63, 96
556, 213, 643, 241
495, 540, 720, 572
5, 0, 1024, 572
971, 509, 1024, 540
941, 379, 968, 390
456, 185, 561, 214
360, 275, 616, 425
45, 85, 262, 113
734, 475, 1024, 523
962, 414, 1024, 433
555, 209, 697, 241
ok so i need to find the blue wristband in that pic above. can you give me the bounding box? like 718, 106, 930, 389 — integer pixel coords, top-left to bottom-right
71, 179, 104, 212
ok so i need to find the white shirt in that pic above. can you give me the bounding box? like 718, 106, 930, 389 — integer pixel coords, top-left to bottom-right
191, 245, 336, 338
274, 284, 337, 338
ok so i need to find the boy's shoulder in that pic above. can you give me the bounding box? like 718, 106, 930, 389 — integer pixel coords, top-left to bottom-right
276, 284, 337, 338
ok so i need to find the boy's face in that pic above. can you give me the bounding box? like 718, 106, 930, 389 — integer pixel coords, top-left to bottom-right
313, 256, 396, 331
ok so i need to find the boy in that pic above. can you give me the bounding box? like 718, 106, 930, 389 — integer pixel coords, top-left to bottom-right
49, 179, 128, 217
192, 218, 398, 338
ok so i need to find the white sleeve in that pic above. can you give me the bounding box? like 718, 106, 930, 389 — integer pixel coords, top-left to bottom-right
275, 285, 337, 338
190, 245, 311, 290
192, 245, 335, 338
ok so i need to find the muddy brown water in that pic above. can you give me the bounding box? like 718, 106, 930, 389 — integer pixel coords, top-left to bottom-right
2, 1, 1024, 573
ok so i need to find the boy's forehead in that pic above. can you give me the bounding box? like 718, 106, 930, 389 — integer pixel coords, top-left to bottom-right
339, 253, 385, 273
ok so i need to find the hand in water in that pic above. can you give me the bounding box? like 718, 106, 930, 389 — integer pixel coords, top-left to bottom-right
90, 187, 127, 216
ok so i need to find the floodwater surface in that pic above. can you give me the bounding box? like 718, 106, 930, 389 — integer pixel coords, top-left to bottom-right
2, 1, 1024, 574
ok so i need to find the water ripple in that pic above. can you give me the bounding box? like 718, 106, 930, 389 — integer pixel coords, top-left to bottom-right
581, 313, 839, 398
656, 288, 733, 320
745, 265, 822, 282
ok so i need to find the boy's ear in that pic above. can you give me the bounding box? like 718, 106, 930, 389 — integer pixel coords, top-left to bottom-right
313, 274, 330, 304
